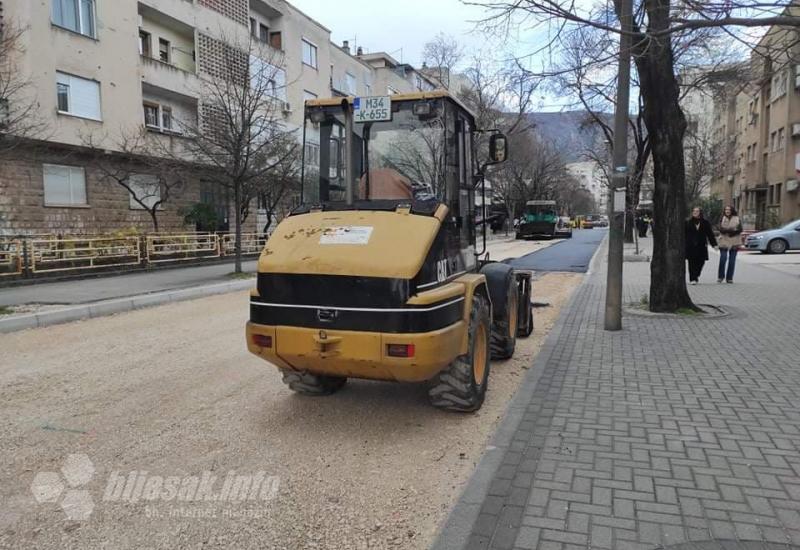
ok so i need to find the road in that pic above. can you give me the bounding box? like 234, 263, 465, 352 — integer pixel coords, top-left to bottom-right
726, 248, 800, 277
0, 245, 584, 550
0, 260, 259, 307
508, 228, 607, 272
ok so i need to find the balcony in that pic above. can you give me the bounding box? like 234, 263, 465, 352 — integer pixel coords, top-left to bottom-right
142, 82, 198, 137
138, 3, 197, 94
141, 56, 198, 97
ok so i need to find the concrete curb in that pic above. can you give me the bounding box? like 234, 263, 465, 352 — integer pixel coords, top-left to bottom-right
430, 242, 604, 550
0, 279, 254, 334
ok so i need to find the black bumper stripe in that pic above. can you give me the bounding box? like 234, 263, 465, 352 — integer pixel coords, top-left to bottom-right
249, 298, 463, 333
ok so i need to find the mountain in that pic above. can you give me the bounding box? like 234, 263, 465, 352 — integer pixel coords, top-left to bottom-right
524, 111, 611, 164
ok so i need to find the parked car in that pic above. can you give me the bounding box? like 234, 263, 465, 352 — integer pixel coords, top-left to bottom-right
745, 218, 800, 254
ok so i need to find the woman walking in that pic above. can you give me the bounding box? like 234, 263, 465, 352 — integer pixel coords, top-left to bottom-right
717, 205, 742, 283
685, 207, 718, 285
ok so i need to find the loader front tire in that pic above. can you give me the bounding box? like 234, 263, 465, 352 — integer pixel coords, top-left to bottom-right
428, 294, 491, 412
280, 370, 347, 396
490, 274, 518, 360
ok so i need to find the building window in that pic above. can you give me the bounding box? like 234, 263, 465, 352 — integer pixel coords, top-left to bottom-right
345, 72, 357, 95
775, 183, 782, 204
139, 30, 152, 57
250, 18, 257, 38
56, 72, 101, 120
56, 82, 70, 112
270, 32, 282, 50
778, 127, 785, 151
143, 102, 177, 133
250, 55, 286, 99
128, 174, 161, 210
770, 70, 788, 102
144, 103, 159, 127
162, 106, 173, 130
159, 38, 171, 63
52, 0, 95, 38
302, 39, 318, 69
43, 164, 87, 206
770, 131, 777, 152
259, 24, 269, 44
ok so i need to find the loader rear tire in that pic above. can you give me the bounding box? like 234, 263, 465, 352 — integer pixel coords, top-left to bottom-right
428, 294, 491, 412
280, 370, 347, 396
490, 274, 518, 360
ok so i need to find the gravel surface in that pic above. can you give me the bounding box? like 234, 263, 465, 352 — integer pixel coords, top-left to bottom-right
0, 272, 582, 550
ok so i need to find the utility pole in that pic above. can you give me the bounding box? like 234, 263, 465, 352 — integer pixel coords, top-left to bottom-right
604, 0, 633, 331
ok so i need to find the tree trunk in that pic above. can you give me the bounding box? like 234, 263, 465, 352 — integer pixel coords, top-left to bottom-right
234, 182, 242, 273
624, 203, 634, 243
149, 209, 160, 233
634, 0, 694, 312
624, 171, 643, 243
264, 210, 273, 235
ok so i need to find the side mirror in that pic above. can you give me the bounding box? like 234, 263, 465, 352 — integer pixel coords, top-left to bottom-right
489, 133, 508, 164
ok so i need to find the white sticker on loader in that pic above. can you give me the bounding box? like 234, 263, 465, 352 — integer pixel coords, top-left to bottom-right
319, 226, 373, 245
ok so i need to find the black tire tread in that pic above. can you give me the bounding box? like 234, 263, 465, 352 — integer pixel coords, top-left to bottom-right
429, 294, 490, 412
490, 273, 517, 360
280, 370, 347, 396
489, 278, 519, 359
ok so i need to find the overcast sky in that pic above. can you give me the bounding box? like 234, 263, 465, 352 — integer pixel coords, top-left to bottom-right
288, 0, 568, 110
289, 0, 499, 67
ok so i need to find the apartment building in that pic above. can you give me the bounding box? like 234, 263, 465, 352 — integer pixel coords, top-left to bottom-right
566, 161, 607, 213
0, 0, 437, 237
709, 13, 800, 230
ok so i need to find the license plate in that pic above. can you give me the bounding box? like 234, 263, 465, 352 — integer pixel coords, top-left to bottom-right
354, 96, 391, 123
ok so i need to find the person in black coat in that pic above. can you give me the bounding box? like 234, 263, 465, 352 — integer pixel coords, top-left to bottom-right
685, 206, 718, 284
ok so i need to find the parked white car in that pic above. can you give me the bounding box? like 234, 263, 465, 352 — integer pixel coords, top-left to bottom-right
744, 218, 800, 254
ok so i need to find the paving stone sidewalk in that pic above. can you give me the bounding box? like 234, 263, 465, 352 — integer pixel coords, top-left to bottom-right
434, 237, 800, 550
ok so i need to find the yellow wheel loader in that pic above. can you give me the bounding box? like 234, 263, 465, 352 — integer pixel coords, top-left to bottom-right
246, 90, 533, 411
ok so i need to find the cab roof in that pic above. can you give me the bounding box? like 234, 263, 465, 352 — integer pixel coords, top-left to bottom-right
305, 89, 476, 122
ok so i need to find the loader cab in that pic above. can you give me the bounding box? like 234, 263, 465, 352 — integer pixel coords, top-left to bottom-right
297, 91, 502, 277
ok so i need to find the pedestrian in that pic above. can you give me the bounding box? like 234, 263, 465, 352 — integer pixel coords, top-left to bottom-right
717, 205, 742, 284
685, 206, 718, 285
635, 214, 646, 238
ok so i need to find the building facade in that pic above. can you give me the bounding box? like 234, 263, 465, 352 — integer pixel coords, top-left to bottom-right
709, 13, 800, 230
566, 161, 607, 213
0, 0, 437, 237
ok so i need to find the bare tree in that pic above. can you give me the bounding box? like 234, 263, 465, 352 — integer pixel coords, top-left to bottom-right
0, 21, 47, 156
555, 27, 652, 242
158, 37, 300, 272
468, 0, 800, 312
493, 128, 573, 228
243, 156, 300, 235
555, 174, 596, 216
82, 130, 188, 232
421, 33, 464, 89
